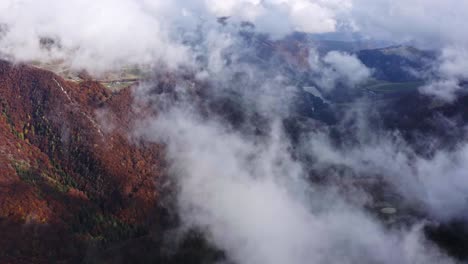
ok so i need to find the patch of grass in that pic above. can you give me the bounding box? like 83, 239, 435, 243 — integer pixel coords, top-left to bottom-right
102, 81, 138, 91
0, 105, 27, 141
13, 158, 77, 195
13, 161, 39, 185
48, 163, 78, 193
363, 80, 424, 94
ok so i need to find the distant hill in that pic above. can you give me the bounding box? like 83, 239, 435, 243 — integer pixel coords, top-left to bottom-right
357, 46, 436, 82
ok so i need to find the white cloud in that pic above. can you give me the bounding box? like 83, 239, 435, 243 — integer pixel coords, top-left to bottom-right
136, 107, 454, 264
323, 51, 371, 86
0, 0, 193, 72
419, 80, 461, 103
349, 0, 468, 47
2, 0, 466, 101
203, 0, 347, 37
306, 120, 468, 222
438, 46, 468, 80
307, 49, 371, 91
0, 0, 348, 72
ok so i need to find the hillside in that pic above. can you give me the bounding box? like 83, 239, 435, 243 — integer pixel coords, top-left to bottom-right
0, 60, 165, 263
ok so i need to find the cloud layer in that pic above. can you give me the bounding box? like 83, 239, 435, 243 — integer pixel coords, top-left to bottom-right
0, 0, 347, 72
130, 27, 466, 261
1, 0, 466, 92
134, 89, 464, 263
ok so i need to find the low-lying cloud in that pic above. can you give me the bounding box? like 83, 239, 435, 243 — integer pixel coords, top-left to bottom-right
0, 0, 192, 72
0, 0, 346, 72
309, 50, 372, 91
131, 28, 466, 261
135, 96, 458, 264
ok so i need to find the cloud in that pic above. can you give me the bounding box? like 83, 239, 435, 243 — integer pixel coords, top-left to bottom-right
419, 80, 461, 102
308, 49, 371, 91
0, 0, 193, 72
438, 46, 468, 80
349, 0, 468, 47
1, 0, 466, 101
322, 51, 371, 86
130, 39, 459, 262
304, 107, 468, 222
0, 0, 348, 72
135, 102, 455, 264
203, 0, 348, 37
104, 2, 468, 260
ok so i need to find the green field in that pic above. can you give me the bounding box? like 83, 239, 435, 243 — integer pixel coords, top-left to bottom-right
363, 80, 424, 94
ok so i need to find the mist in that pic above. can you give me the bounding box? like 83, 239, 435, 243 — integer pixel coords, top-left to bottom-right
130, 21, 465, 262
137, 107, 454, 264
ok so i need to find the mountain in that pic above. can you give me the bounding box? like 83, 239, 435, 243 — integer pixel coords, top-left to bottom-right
0, 60, 166, 262
357, 46, 436, 82
0, 59, 233, 263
